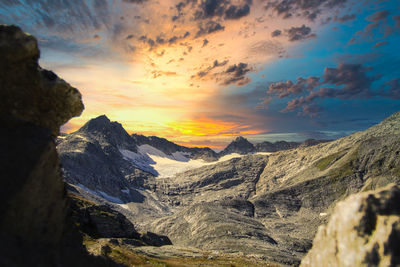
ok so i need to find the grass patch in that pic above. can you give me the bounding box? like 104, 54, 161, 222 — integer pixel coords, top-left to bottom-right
315, 151, 347, 171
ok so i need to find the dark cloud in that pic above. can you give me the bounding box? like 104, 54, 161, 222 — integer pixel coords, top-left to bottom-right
221, 63, 251, 86
193, 59, 229, 79
268, 77, 320, 98
322, 63, 375, 98
193, 0, 252, 21
195, 21, 225, 37
271, 29, 282, 37
267, 63, 397, 117
286, 25, 315, 41
334, 14, 356, 22
264, 0, 347, 21
224, 4, 250, 19
137, 31, 190, 50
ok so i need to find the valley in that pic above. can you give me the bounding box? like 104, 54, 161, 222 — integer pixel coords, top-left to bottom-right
57, 112, 400, 266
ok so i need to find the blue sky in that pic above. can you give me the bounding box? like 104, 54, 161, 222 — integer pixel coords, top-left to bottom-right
1, 0, 399, 148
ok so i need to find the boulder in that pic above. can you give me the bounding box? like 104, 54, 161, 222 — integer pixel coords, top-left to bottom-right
301, 184, 400, 267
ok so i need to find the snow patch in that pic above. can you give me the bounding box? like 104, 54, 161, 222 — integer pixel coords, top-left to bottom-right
120, 148, 158, 175
98, 191, 124, 204
121, 144, 272, 178
118, 204, 130, 210
121, 188, 130, 194
76, 184, 124, 204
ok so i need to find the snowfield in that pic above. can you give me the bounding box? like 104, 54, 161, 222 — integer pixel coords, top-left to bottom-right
120, 144, 271, 178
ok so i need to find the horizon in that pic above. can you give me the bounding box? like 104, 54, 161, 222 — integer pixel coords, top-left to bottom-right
1, 0, 399, 148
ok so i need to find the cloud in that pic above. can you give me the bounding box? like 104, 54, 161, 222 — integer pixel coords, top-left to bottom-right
224, 3, 251, 19
372, 41, 387, 49
286, 25, 315, 41
264, 0, 347, 21
194, 0, 252, 21
151, 70, 177, 79
192, 59, 229, 79
137, 31, 191, 50
268, 77, 320, 98
358, 10, 391, 38
221, 62, 251, 86
267, 63, 397, 116
271, 29, 282, 37
195, 21, 225, 37
334, 14, 356, 22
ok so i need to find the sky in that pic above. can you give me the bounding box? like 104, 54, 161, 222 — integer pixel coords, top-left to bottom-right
1, 0, 399, 149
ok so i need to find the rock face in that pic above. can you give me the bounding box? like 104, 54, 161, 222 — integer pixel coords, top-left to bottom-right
58, 115, 152, 200
301, 184, 400, 267
0, 25, 83, 136
69, 193, 172, 247
0, 25, 118, 267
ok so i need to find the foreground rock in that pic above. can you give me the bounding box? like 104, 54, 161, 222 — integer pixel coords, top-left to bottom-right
301, 184, 400, 267
69, 193, 171, 247
0, 25, 117, 267
0, 25, 83, 136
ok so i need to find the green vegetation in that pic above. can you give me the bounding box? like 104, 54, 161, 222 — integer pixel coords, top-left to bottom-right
82, 238, 279, 267
315, 151, 347, 171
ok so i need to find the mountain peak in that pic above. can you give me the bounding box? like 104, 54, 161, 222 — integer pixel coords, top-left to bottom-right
79, 115, 122, 134
77, 115, 137, 151
233, 136, 248, 142
220, 136, 255, 155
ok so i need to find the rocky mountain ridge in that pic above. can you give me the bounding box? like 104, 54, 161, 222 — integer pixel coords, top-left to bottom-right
58, 110, 400, 265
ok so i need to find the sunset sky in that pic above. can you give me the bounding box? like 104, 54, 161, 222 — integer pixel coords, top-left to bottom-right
1, 0, 399, 148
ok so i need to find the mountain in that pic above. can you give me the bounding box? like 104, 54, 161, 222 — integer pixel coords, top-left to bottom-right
58, 115, 156, 204
219, 136, 255, 155
57, 110, 400, 265
255, 140, 299, 152
220, 136, 330, 155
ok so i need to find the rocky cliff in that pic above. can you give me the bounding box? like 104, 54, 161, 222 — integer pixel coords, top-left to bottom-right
0, 25, 119, 267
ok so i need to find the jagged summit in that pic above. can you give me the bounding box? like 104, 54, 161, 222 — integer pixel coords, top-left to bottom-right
78, 115, 136, 151
80, 115, 118, 133
220, 136, 255, 156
